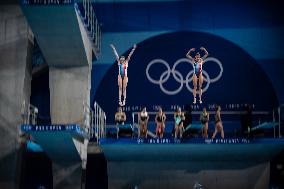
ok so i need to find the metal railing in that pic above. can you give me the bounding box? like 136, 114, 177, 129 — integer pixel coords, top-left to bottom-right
272, 108, 277, 138
21, 100, 38, 125
83, 101, 94, 139
75, 0, 102, 54
93, 101, 106, 143
131, 110, 271, 126
278, 104, 284, 138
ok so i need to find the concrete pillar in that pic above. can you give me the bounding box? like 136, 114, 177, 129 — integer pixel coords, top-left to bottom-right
49, 65, 91, 125
48, 65, 91, 189
0, 5, 33, 189
47, 6, 94, 189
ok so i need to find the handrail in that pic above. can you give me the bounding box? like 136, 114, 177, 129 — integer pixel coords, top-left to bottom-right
75, 0, 102, 54
93, 101, 106, 143
132, 110, 271, 126
278, 104, 284, 138
21, 100, 38, 125
83, 101, 94, 139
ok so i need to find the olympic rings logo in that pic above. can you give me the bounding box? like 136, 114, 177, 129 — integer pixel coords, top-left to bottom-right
146, 57, 223, 95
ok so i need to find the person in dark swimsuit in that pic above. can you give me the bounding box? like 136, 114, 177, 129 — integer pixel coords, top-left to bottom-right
139, 107, 149, 138
200, 107, 209, 138
212, 105, 224, 139
115, 107, 126, 125
181, 104, 193, 138
155, 107, 166, 138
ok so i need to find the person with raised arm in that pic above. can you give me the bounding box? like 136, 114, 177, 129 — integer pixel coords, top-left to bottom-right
110, 44, 137, 106
186, 47, 208, 104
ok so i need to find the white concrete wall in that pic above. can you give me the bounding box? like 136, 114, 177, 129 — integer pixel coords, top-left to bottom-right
49, 66, 90, 125
0, 5, 33, 189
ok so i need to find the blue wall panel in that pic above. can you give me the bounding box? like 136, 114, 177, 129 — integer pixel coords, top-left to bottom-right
91, 0, 284, 124
92, 31, 279, 123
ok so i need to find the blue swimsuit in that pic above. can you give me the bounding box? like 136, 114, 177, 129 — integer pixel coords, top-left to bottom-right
119, 63, 127, 77
194, 62, 202, 76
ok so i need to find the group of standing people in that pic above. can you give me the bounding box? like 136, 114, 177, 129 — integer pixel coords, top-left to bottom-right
115, 106, 224, 139
138, 106, 224, 139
